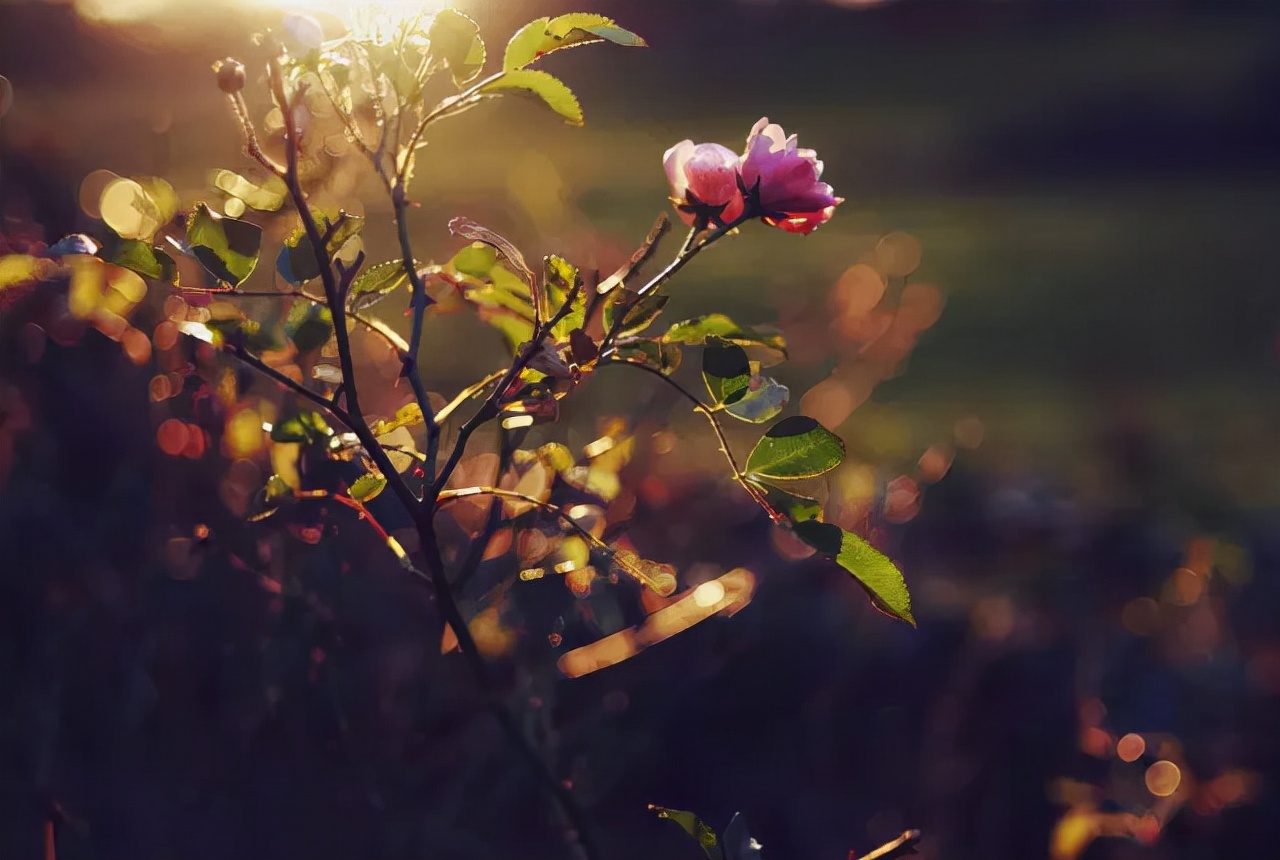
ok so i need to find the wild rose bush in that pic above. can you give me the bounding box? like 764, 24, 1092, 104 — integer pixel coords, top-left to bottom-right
0, 9, 916, 858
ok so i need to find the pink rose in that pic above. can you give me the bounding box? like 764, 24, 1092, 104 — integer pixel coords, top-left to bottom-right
739, 117, 842, 234
663, 140, 746, 227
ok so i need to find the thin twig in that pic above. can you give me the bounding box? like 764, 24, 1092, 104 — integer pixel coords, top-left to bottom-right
447, 428, 516, 592
429, 287, 573, 505
603, 359, 779, 519
265, 56, 419, 519
632, 215, 748, 300
434, 369, 506, 426
225, 344, 348, 424
437, 486, 614, 558
389, 185, 441, 490
399, 71, 507, 181
853, 829, 921, 860
293, 489, 428, 583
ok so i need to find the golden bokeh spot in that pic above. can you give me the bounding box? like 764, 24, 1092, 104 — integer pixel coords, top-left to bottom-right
78, 169, 120, 219
692, 580, 726, 608
1116, 732, 1145, 763
68, 256, 106, 319
1144, 760, 1182, 797
223, 408, 266, 459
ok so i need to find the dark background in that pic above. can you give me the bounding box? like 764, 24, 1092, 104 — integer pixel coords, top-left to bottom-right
3, 1, 1280, 859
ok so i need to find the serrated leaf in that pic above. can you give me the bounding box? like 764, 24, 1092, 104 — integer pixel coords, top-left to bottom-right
99, 230, 178, 284
750, 481, 822, 523
603, 289, 667, 338
429, 8, 485, 86
504, 13, 645, 71
664, 313, 787, 366
211, 169, 287, 211
793, 520, 914, 625
724, 376, 788, 424
613, 339, 681, 374
651, 805, 723, 860
479, 69, 583, 126
284, 300, 334, 353
546, 13, 647, 47
187, 202, 261, 287
348, 259, 416, 312
503, 17, 550, 71
745, 416, 844, 480
348, 471, 387, 502
270, 410, 332, 444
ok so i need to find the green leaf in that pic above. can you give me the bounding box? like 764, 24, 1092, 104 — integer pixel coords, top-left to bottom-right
99, 230, 178, 284
793, 520, 914, 626
650, 805, 723, 860
284, 301, 334, 353
745, 416, 844, 480
502, 17, 549, 71
476, 306, 535, 354
663, 313, 788, 366
277, 211, 365, 286
547, 13, 647, 47
504, 13, 646, 71
348, 471, 387, 502
724, 375, 789, 424
187, 202, 261, 287
701, 343, 752, 407
211, 169, 287, 212
603, 289, 667, 338
479, 69, 583, 126
750, 481, 822, 523
248, 473, 295, 522
429, 9, 485, 86
263, 473, 293, 503
545, 254, 583, 336
452, 243, 499, 278
613, 339, 681, 374
270, 410, 332, 444
348, 259, 416, 312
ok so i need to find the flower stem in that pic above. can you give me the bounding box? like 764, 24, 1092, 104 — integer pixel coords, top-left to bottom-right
605, 360, 780, 519
632, 215, 749, 301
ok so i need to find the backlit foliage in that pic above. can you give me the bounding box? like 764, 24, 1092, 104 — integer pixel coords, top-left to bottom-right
0, 7, 930, 856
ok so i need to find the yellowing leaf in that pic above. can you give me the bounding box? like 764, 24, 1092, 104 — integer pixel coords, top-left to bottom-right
504, 13, 646, 71
479, 69, 583, 126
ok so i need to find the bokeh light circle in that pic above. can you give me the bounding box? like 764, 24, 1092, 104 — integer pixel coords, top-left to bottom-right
1116, 732, 1146, 763
1145, 760, 1182, 797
